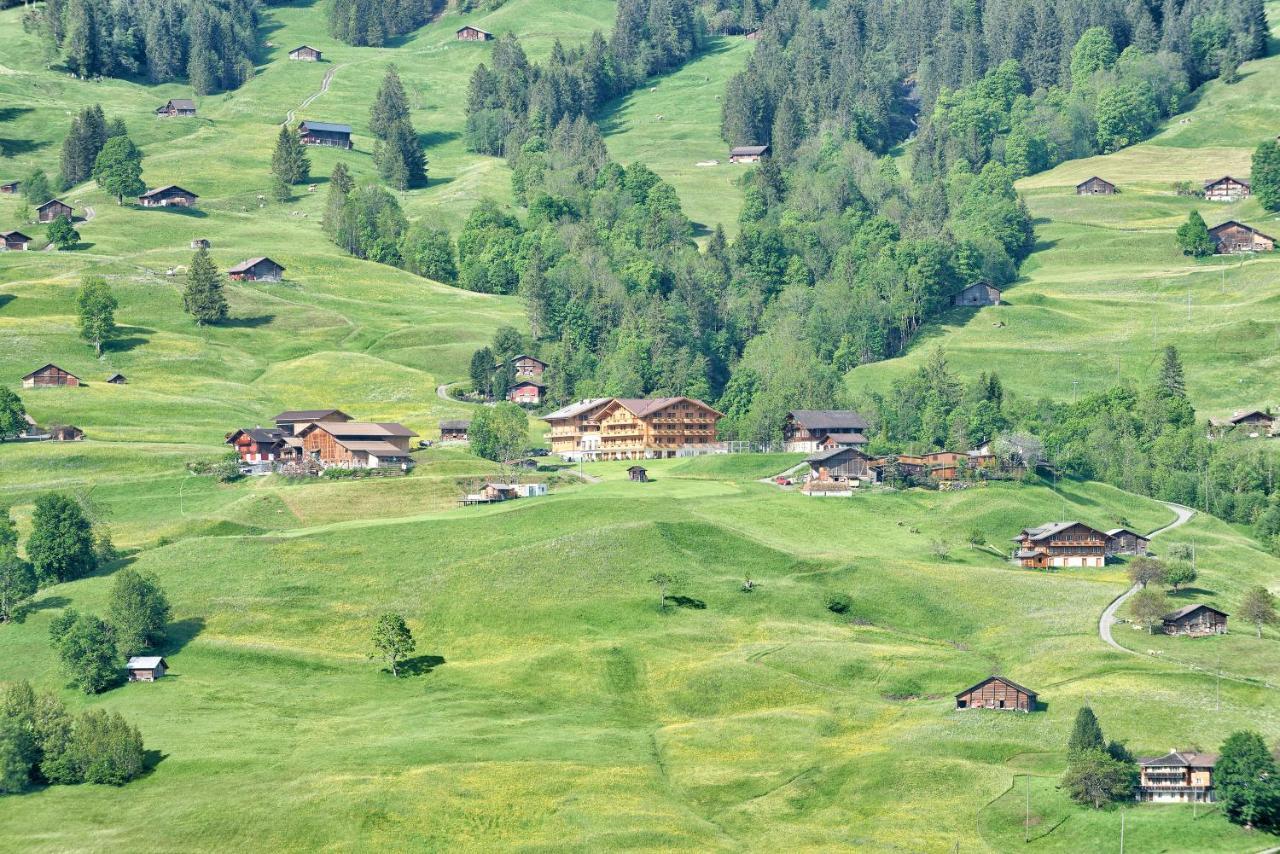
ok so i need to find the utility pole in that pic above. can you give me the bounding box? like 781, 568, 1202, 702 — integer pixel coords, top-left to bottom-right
1025, 781, 1031, 843
1120, 810, 1126, 854
1187, 288, 1192, 322
1215, 651, 1221, 711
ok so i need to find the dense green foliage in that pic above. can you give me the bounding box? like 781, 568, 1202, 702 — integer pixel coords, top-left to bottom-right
1062, 706, 1136, 808
23, 0, 260, 93
26, 494, 96, 586
468, 402, 527, 462
0, 390, 27, 442
91, 135, 145, 205
57, 104, 124, 190
49, 611, 120, 694
1252, 140, 1280, 211
106, 569, 170, 656
327, 0, 441, 47
369, 612, 415, 676
0, 512, 35, 624
370, 66, 427, 190
45, 215, 80, 250
1176, 209, 1214, 256
75, 275, 120, 356
183, 246, 229, 325
270, 124, 312, 199
1237, 585, 1277, 639
1215, 731, 1280, 830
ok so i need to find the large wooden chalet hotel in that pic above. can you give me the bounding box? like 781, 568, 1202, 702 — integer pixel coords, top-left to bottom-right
1012, 522, 1110, 568
543, 397, 723, 461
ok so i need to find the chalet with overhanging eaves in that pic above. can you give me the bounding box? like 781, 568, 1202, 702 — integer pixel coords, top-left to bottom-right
1138, 751, 1216, 803
628, 465, 648, 482
729, 145, 770, 163
139, 185, 198, 208
226, 427, 289, 463
1209, 220, 1275, 254
155, 98, 196, 117
456, 25, 494, 41
1162, 604, 1228, 636
299, 121, 353, 149
805, 446, 876, 484
498, 354, 548, 379
289, 45, 322, 61
439, 419, 471, 442
1076, 176, 1116, 195
783, 410, 870, 453
544, 397, 723, 461
543, 398, 614, 460
296, 421, 417, 469
227, 257, 285, 282
508, 380, 544, 405
955, 676, 1037, 712
37, 199, 73, 223
1204, 176, 1250, 201
1105, 527, 1150, 556
1208, 408, 1274, 437
1, 231, 31, 251
22, 364, 80, 388
1012, 521, 1109, 568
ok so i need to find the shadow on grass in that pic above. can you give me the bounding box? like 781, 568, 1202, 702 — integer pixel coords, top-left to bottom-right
111, 334, 150, 353
165, 616, 206, 656
142, 749, 168, 777
218, 314, 275, 329
669, 595, 706, 610
1170, 587, 1217, 598
12, 595, 72, 624
396, 654, 446, 676
419, 130, 459, 148
0, 137, 41, 156
0, 294, 14, 312
140, 207, 207, 219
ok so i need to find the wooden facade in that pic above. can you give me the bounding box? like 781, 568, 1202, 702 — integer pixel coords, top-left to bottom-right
190, 238, 211, 249
1204, 176, 1250, 201
1076, 176, 1116, 195
1, 230, 31, 251
126, 656, 167, 682
783, 410, 870, 453
1013, 521, 1109, 568
456, 25, 494, 41
22, 364, 80, 388
593, 398, 723, 460
1138, 752, 1216, 803
155, 98, 196, 117
955, 676, 1036, 712
297, 421, 416, 468
106, 373, 127, 384
49, 425, 84, 441
37, 199, 73, 223
1209, 220, 1275, 254
806, 446, 875, 483
227, 257, 285, 282
501, 354, 547, 379
273, 409, 352, 436
952, 281, 1001, 307
298, 121, 353, 149
289, 45, 322, 61
1162, 604, 1228, 636
508, 380, 544, 405
729, 145, 770, 163
1105, 527, 1150, 556
0, 180, 18, 194
227, 428, 288, 462
628, 465, 648, 482
139, 185, 198, 208
439, 419, 471, 442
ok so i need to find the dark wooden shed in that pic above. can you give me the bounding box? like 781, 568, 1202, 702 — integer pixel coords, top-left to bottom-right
628, 465, 648, 482
1076, 176, 1116, 195
289, 45, 323, 61
126, 656, 168, 681
37, 199, 73, 223
298, 121, 353, 149
457, 25, 494, 41
139, 185, 199, 208
227, 257, 285, 282
955, 676, 1037, 712
952, 281, 1002, 307
22, 363, 80, 388
1162, 604, 1228, 637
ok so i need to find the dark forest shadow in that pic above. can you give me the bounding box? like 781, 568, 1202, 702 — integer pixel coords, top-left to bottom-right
0, 294, 14, 312
218, 314, 275, 329
164, 616, 205, 655
418, 130, 459, 148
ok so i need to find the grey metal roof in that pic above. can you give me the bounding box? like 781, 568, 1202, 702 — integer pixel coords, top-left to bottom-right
788, 410, 869, 431
274, 409, 350, 422
730, 145, 770, 155
227, 257, 283, 274
126, 656, 166, 669
1163, 603, 1228, 622
542, 398, 612, 421
1138, 751, 1217, 767
300, 121, 352, 134
439, 419, 471, 430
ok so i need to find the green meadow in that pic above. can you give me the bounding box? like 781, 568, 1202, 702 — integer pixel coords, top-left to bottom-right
1, 0, 1279, 850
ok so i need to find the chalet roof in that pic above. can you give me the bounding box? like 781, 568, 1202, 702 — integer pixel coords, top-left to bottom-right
542, 398, 613, 421
140, 185, 198, 199
805, 446, 868, 465
302, 421, 418, 438
611, 397, 725, 418
730, 145, 770, 156
36, 199, 70, 211
1163, 603, 1228, 622
0, 180, 18, 187
510, 380, 546, 389
300, 120, 352, 134
1, 230, 31, 241
106, 373, 126, 382
1105, 528, 1145, 539
1076, 176, 1114, 187
1205, 175, 1249, 189
457, 25, 492, 34
274, 409, 351, 423
165, 99, 196, 110
955, 675, 1037, 698
627, 465, 647, 472
439, 419, 471, 430
227, 257, 284, 273
486, 482, 519, 491
126, 656, 167, 669
957, 280, 1000, 294
1209, 220, 1277, 241
788, 410, 870, 431
1138, 751, 1217, 768
511, 353, 547, 364
340, 440, 412, 455
227, 427, 285, 445
1226, 409, 1273, 423
290, 45, 319, 53
1016, 521, 1106, 542
824, 432, 868, 444
21, 363, 79, 381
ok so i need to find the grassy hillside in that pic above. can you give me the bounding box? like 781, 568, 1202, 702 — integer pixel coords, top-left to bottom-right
847, 29, 1280, 421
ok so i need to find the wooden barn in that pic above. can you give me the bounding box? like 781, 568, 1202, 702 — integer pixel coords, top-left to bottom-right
955, 675, 1037, 712
456, 25, 494, 41
155, 98, 196, 117
272, 409, 352, 435
1076, 176, 1116, 195
289, 45, 322, 61
628, 465, 648, 482
498, 354, 548, 379
1105, 527, 1150, 556
440, 419, 471, 442
190, 238, 211, 249
227, 257, 285, 282
226, 427, 289, 463
952, 281, 1001, 307
37, 199, 73, 223
805, 446, 876, 483
1, 231, 31, 251
1162, 604, 1228, 637
1209, 221, 1275, 254
0, 180, 18, 194
818, 432, 869, 451
126, 656, 167, 681
106, 373, 127, 384
1204, 176, 1250, 201
298, 120, 353, 149
1012, 521, 1109, 568
783, 410, 870, 453
1209, 409, 1275, 437
22, 364, 80, 388
729, 145, 770, 163
296, 421, 417, 469
49, 425, 84, 442
139, 185, 198, 208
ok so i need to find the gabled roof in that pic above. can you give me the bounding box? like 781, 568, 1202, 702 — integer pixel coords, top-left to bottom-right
1205, 175, 1250, 189
1076, 176, 1114, 187
806, 446, 870, 465
1163, 603, 1228, 622
299, 120, 352, 134
0, 180, 18, 188
299, 421, 418, 438
627, 465, 647, 472
457, 25, 493, 34
126, 656, 167, 669
1226, 409, 1273, 423
340, 440, 412, 455
1, 230, 31, 241
439, 419, 471, 430
730, 145, 770, 156
823, 432, 868, 444
290, 45, 320, 53
510, 380, 545, 389
955, 675, 1037, 698
609, 397, 725, 418
227, 257, 284, 274
22, 363, 79, 381
1017, 521, 1107, 542
274, 409, 351, 423
140, 185, 198, 199
1105, 527, 1146, 538
36, 198, 70, 211
226, 427, 285, 445
788, 410, 869, 431
957, 280, 1000, 294
164, 99, 196, 110
1209, 220, 1276, 241
542, 398, 613, 421
106, 373, 126, 382
1138, 750, 1217, 768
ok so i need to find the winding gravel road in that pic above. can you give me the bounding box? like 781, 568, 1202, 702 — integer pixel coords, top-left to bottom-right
1098, 502, 1196, 652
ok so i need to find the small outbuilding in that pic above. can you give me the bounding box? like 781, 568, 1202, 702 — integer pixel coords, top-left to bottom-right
155, 98, 197, 117
456, 25, 494, 41
37, 199, 73, 223
126, 656, 168, 681
48, 425, 84, 442
139, 185, 198, 208
1209, 221, 1275, 254
1105, 527, 1150, 556
952, 281, 1001, 307
227, 257, 285, 282
0, 180, 18, 194
106, 373, 127, 384
22, 364, 80, 388
289, 45, 323, 61
1162, 604, 1228, 637
1076, 176, 1116, 195
191, 238, 211, 249
298, 120, 353, 149
744, 28, 761, 40
1, 230, 32, 251
955, 675, 1037, 712
628, 465, 648, 482
729, 145, 770, 163
440, 419, 471, 442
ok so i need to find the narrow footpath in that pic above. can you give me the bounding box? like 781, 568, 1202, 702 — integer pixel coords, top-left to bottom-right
1098, 503, 1196, 652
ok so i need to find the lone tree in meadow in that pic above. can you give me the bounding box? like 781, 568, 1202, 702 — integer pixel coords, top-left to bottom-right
76, 275, 119, 357
46, 215, 80, 250
50, 610, 121, 694
1067, 706, 1105, 757
370, 612, 415, 676
1164, 559, 1197, 593
183, 246, 229, 326
1176, 210, 1215, 257
0, 510, 37, 623
1129, 587, 1171, 633
1238, 585, 1278, 639
1126, 556, 1166, 589
648, 572, 681, 610
1252, 139, 1280, 211
270, 124, 311, 199
92, 135, 145, 205
107, 569, 171, 655
26, 493, 97, 585
0, 388, 27, 441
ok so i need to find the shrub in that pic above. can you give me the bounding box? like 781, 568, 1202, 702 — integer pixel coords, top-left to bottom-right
882, 676, 923, 700
825, 594, 852, 614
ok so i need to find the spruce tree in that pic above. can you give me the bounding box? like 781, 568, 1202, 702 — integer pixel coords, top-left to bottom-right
183, 247, 229, 326
322, 162, 353, 239
1067, 706, 1105, 757
1251, 140, 1280, 211
370, 65, 410, 140
374, 119, 426, 190
271, 125, 311, 189
1216, 731, 1280, 829
1158, 345, 1186, 398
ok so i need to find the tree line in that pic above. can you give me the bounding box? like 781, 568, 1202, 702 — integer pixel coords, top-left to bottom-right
327, 0, 442, 47
23, 0, 261, 94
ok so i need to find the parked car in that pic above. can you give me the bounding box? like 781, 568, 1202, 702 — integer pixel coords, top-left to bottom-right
774, 476, 792, 486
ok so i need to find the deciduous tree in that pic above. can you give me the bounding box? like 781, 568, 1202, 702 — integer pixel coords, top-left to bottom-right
468, 403, 527, 463
1176, 210, 1215, 257
27, 494, 97, 585
370, 613, 415, 676
51, 612, 120, 694
1129, 587, 1170, 633
46, 215, 80, 250
1127, 556, 1166, 588
76, 275, 119, 356
107, 569, 170, 655
92, 135, 145, 205
1164, 560, 1197, 592
0, 388, 26, 441
1238, 585, 1278, 639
